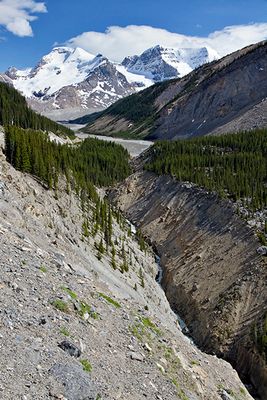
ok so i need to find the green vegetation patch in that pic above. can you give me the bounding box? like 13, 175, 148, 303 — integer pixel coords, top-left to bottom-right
130, 316, 162, 341
60, 327, 70, 337
0, 82, 73, 138
78, 301, 99, 320
145, 129, 267, 211
62, 286, 78, 300
141, 317, 161, 336
80, 359, 92, 373
172, 380, 189, 400
98, 292, 121, 309
40, 265, 47, 273
52, 299, 69, 313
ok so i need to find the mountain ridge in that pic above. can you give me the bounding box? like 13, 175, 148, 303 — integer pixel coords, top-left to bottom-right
80, 40, 267, 139
4, 44, 219, 120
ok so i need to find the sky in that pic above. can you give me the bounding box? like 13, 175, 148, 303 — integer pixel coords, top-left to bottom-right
1, 0, 267, 70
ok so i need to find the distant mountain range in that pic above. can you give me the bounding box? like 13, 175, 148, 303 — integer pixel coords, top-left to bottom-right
2, 45, 219, 120
79, 40, 267, 140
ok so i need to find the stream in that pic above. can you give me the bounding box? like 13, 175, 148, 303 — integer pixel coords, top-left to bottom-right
126, 219, 194, 342
155, 254, 193, 340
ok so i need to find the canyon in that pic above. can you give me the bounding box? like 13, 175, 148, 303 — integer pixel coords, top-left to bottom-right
110, 167, 267, 399
0, 128, 254, 399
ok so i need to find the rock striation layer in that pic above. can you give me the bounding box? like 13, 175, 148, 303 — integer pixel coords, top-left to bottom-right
110, 170, 267, 399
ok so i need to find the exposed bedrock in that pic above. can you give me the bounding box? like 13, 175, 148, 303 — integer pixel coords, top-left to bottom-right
110, 170, 267, 398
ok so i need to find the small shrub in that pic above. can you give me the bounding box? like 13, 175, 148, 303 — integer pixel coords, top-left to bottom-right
40, 265, 47, 273
141, 317, 161, 335
52, 299, 69, 313
240, 387, 246, 396
82, 219, 90, 237
78, 301, 99, 320
80, 359, 92, 373
98, 292, 121, 308
257, 231, 267, 246
62, 286, 77, 300
111, 256, 117, 270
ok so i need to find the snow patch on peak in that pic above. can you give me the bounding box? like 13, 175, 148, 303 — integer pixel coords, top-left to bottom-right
122, 44, 219, 81
8, 46, 105, 98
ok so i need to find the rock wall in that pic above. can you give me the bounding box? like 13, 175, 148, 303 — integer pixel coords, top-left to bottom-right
110, 170, 267, 398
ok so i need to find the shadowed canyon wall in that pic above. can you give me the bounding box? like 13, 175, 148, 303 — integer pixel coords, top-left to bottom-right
110, 171, 267, 398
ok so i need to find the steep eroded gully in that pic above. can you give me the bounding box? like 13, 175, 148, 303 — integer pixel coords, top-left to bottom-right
109, 170, 267, 399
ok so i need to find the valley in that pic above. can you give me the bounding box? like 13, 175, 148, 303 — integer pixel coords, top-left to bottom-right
0, 127, 254, 400
0, 27, 266, 400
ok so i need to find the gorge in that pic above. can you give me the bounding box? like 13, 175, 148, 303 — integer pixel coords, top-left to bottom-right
109, 166, 267, 399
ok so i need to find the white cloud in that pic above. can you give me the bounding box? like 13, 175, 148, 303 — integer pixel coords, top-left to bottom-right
67, 23, 267, 61
0, 0, 47, 37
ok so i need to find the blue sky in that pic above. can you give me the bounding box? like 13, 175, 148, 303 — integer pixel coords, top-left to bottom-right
1, 0, 267, 70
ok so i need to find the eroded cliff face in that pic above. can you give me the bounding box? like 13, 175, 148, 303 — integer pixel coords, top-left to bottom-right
110, 171, 267, 398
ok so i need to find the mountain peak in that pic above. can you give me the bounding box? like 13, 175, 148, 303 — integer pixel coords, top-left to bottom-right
122, 44, 219, 81
5, 44, 220, 119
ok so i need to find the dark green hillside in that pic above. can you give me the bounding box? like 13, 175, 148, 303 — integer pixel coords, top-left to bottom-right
102, 81, 169, 123
4, 126, 131, 199
73, 80, 174, 131
0, 82, 74, 138
145, 129, 267, 211
71, 111, 103, 126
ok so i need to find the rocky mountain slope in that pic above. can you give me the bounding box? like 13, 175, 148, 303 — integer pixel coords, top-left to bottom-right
110, 167, 267, 399
81, 40, 267, 139
0, 129, 252, 400
4, 45, 218, 121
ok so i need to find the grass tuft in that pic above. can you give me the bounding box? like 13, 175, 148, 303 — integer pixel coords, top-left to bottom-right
62, 286, 78, 299
52, 299, 69, 313
80, 359, 92, 373
98, 292, 121, 308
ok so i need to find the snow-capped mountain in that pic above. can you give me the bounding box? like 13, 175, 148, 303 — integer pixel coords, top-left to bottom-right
5, 45, 219, 120
5, 47, 146, 119
122, 45, 219, 81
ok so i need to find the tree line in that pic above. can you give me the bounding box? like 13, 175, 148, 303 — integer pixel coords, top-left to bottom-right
0, 82, 73, 137
145, 129, 267, 211
4, 126, 131, 201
